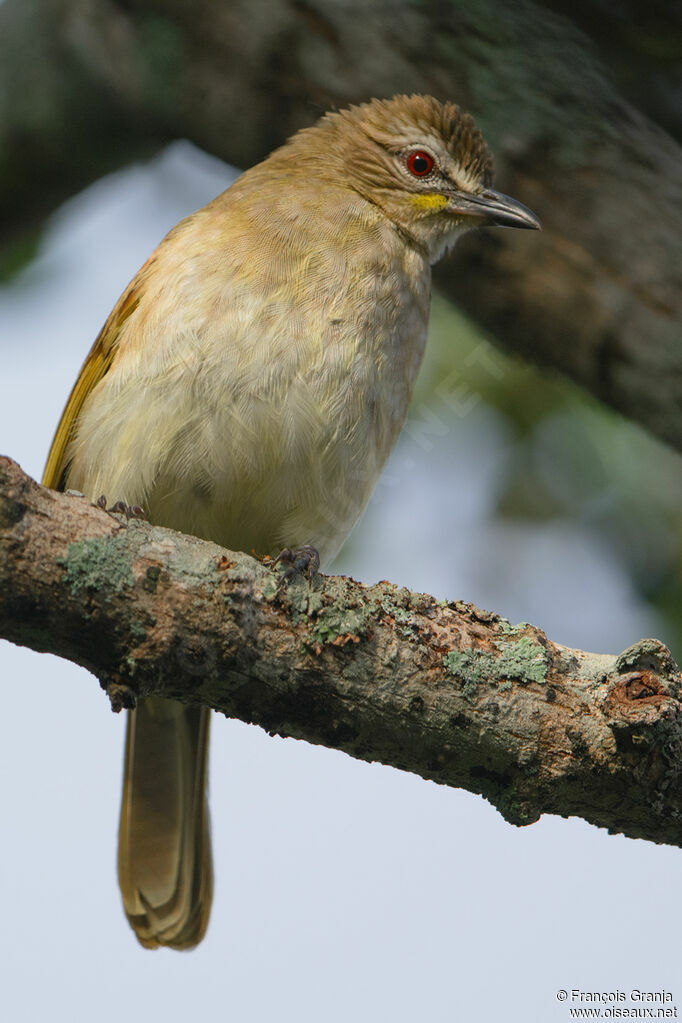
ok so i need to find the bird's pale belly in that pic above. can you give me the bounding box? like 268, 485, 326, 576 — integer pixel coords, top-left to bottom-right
145, 356, 414, 565
67, 234, 430, 565
68, 327, 426, 567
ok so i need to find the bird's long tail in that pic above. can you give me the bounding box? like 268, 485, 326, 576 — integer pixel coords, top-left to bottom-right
117, 696, 212, 949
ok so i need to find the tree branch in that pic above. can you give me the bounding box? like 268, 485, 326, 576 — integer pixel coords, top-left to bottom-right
3, 454, 682, 846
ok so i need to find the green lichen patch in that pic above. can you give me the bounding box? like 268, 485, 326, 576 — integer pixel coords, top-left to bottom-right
306, 598, 379, 652
60, 535, 133, 596
495, 636, 548, 684
287, 579, 323, 622
497, 619, 525, 635
272, 573, 326, 622
262, 577, 280, 601
305, 589, 324, 617
443, 635, 548, 696
443, 649, 495, 689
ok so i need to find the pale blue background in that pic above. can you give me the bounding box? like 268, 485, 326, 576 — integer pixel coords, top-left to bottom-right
1, 142, 678, 1021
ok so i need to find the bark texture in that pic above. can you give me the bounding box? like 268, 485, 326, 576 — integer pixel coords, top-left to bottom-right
1, 0, 681, 450
3, 454, 682, 847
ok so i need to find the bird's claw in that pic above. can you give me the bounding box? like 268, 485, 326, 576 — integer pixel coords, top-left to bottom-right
96, 494, 147, 520
274, 544, 321, 584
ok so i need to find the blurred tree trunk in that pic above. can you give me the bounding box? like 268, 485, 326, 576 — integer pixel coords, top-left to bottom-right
537, 0, 682, 139
1, 0, 681, 452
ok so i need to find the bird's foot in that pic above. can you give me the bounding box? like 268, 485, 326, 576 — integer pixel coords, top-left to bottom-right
274, 544, 321, 584
103, 680, 137, 713
95, 494, 147, 520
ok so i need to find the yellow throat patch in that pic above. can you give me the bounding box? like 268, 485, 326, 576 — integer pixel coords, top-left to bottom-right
410, 193, 449, 211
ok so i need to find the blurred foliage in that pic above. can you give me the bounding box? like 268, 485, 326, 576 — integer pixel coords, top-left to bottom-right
0, 228, 42, 282
416, 294, 682, 648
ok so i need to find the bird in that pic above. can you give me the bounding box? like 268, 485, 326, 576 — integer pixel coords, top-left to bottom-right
42, 94, 540, 950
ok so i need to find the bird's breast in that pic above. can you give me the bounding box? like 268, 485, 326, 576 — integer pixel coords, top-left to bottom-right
68, 207, 432, 564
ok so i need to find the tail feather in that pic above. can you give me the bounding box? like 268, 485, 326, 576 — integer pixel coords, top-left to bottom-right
117, 696, 212, 949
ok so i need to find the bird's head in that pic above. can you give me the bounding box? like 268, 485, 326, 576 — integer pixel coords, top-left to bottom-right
283, 94, 540, 261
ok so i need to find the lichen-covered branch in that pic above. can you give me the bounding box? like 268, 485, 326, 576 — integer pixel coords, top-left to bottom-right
3, 455, 682, 846
1, 0, 682, 451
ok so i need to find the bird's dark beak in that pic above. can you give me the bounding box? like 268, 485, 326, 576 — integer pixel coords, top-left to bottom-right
447, 188, 541, 230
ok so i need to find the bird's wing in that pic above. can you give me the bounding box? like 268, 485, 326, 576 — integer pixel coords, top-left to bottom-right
42, 272, 148, 492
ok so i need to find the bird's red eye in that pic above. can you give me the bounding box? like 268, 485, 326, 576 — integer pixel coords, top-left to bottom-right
406, 151, 435, 177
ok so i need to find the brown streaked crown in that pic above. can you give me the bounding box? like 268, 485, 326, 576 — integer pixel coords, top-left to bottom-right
331, 94, 494, 188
